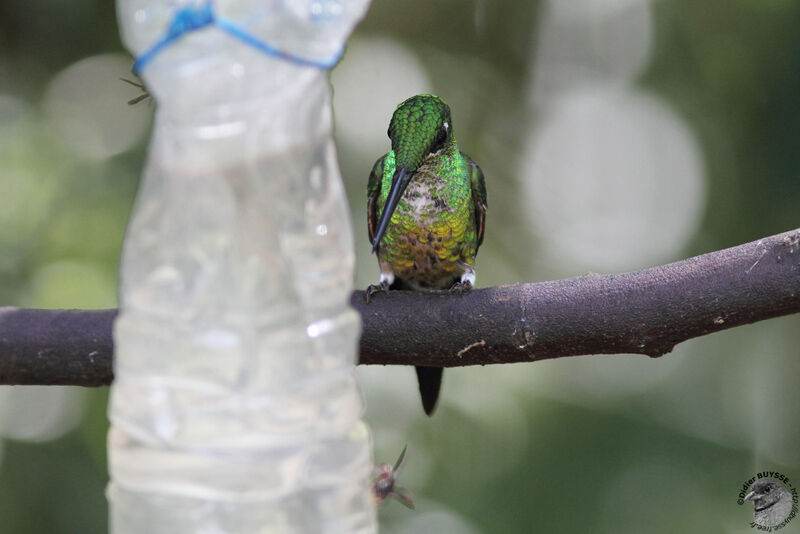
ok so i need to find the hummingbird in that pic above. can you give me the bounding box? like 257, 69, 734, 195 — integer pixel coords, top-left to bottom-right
366, 94, 487, 416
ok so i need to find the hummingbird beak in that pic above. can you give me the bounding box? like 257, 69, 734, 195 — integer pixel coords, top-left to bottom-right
371, 167, 412, 253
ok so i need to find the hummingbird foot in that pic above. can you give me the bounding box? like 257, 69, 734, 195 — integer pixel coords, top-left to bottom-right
448, 280, 473, 296
365, 280, 391, 303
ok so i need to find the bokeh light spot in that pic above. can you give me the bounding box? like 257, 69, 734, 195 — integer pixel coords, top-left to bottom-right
43, 54, 151, 160
531, 0, 653, 100
523, 88, 706, 271
0, 386, 87, 442
331, 37, 432, 158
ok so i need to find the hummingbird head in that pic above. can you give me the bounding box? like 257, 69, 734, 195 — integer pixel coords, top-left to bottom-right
372, 94, 453, 253
388, 94, 453, 170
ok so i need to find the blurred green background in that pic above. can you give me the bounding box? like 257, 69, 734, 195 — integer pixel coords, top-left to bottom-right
1, 0, 799, 532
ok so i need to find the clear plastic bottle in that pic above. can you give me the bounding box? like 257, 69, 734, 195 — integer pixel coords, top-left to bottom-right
109, 1, 374, 532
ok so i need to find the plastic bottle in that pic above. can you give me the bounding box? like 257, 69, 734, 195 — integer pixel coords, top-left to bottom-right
109, 1, 374, 532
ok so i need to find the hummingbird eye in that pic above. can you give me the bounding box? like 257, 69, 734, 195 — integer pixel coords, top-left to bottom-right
430, 121, 450, 153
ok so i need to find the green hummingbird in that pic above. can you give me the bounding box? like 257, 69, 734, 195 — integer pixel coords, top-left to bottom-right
366, 94, 487, 416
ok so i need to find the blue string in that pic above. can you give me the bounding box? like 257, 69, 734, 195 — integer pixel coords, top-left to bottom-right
133, 2, 343, 74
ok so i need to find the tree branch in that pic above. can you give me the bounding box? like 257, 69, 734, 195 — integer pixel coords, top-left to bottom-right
0, 308, 115, 386
1, 229, 798, 385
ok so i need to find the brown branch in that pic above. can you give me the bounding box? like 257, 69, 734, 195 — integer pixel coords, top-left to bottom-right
357, 228, 800, 366
1, 229, 798, 385
0, 308, 115, 386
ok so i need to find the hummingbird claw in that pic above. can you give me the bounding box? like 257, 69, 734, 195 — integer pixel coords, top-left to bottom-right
448, 280, 473, 296
365, 280, 390, 303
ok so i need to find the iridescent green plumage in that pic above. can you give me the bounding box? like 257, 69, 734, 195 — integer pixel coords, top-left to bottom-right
366, 94, 487, 415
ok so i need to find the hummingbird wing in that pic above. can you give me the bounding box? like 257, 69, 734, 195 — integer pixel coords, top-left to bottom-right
367, 154, 388, 244
463, 154, 487, 248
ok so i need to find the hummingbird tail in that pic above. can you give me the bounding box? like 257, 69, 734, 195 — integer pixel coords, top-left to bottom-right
415, 366, 443, 416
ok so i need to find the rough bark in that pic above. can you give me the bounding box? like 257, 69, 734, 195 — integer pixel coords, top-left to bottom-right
0, 228, 798, 385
